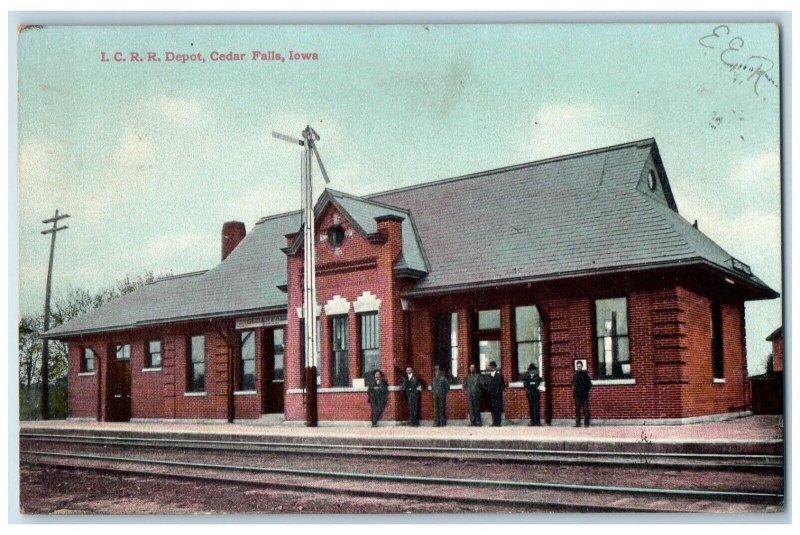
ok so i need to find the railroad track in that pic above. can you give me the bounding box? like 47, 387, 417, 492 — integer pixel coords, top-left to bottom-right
20, 449, 784, 513
19, 432, 784, 471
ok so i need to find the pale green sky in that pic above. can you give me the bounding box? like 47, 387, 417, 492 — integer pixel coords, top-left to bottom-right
16, 23, 781, 373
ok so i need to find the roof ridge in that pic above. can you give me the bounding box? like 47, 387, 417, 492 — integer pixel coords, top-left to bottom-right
327, 187, 411, 215
255, 209, 302, 225
150, 270, 208, 284
366, 138, 657, 200
254, 138, 657, 222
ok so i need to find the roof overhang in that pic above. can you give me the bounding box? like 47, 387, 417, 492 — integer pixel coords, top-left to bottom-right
401, 258, 779, 300
41, 304, 289, 340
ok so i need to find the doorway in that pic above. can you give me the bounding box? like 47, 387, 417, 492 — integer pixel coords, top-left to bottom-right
107, 343, 132, 421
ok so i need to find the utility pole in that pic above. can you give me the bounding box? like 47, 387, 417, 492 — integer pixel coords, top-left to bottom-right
272, 126, 331, 427
40, 209, 69, 420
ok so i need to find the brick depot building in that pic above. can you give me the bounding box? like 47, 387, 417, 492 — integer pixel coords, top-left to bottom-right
46, 139, 777, 425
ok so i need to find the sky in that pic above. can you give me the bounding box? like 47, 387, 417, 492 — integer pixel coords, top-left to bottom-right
15, 23, 781, 374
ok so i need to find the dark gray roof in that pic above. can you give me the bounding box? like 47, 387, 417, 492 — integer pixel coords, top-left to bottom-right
45, 212, 300, 337
369, 139, 775, 296
45, 138, 776, 339
766, 326, 783, 342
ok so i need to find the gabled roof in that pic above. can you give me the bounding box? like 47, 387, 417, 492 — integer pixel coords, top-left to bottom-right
45, 138, 777, 339
323, 189, 430, 276
368, 139, 776, 297
766, 326, 783, 342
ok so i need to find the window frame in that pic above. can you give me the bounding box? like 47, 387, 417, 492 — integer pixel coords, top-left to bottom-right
145, 339, 163, 370
330, 315, 350, 387
433, 312, 459, 382
115, 343, 131, 361
273, 327, 285, 382
711, 301, 724, 379
514, 304, 543, 381
359, 312, 381, 380
80, 347, 96, 374
592, 297, 632, 379
186, 335, 206, 393
238, 330, 256, 392
474, 308, 502, 372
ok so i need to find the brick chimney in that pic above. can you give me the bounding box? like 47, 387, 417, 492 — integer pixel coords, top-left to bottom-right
221, 221, 246, 260
375, 214, 404, 260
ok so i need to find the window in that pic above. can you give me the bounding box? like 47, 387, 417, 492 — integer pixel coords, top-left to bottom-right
273, 328, 285, 381
115, 344, 131, 360
476, 309, 501, 371
711, 301, 724, 379
647, 169, 658, 190
239, 331, 256, 391
515, 305, 543, 376
187, 335, 205, 392
331, 315, 349, 387
329, 225, 346, 247
81, 348, 95, 373
146, 340, 162, 369
595, 298, 630, 378
433, 313, 458, 381
360, 312, 380, 379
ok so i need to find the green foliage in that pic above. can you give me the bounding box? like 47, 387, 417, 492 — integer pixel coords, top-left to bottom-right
19, 377, 69, 420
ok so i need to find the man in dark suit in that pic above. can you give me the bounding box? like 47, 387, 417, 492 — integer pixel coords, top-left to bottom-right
485, 361, 505, 426
465, 364, 484, 426
572, 360, 593, 427
367, 370, 389, 427
432, 367, 450, 426
401, 366, 422, 426
522, 363, 543, 426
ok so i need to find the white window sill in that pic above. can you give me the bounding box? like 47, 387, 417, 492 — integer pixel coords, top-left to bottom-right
713, 378, 726, 384
234, 390, 257, 396
184, 392, 206, 397
77, 372, 95, 377
142, 367, 162, 373
426, 384, 463, 391
592, 378, 636, 386
509, 381, 546, 391
272, 379, 284, 383
287, 386, 367, 394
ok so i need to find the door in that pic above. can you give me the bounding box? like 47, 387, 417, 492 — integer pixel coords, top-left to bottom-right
263, 328, 285, 414
107, 344, 132, 421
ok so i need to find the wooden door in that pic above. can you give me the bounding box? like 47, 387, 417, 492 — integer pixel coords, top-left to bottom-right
108, 358, 131, 421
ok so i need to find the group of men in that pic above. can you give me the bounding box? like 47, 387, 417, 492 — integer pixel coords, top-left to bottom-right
367, 359, 593, 427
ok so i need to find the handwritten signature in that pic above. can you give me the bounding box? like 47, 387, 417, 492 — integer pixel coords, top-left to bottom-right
699, 25, 778, 97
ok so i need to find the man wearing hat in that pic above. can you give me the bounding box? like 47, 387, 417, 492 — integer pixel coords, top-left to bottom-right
522, 363, 543, 426
485, 361, 506, 426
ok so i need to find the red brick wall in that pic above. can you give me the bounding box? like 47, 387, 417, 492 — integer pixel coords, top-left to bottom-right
773, 335, 784, 373
65, 259, 752, 423
67, 343, 100, 419
285, 203, 408, 421
677, 286, 749, 417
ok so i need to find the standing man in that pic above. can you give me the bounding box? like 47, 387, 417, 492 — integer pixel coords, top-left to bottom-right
432, 367, 450, 427
465, 364, 484, 426
572, 360, 593, 427
522, 364, 543, 426
485, 361, 506, 427
402, 366, 423, 426
368, 370, 389, 427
